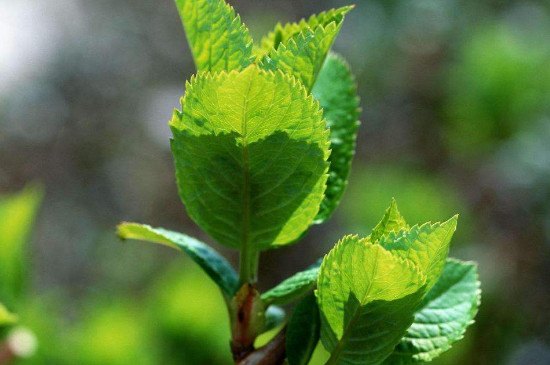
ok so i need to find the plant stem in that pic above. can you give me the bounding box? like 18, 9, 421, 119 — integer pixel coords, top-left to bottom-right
239, 246, 259, 285
237, 326, 287, 365
0, 342, 14, 365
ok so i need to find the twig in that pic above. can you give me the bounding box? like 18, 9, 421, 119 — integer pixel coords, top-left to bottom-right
237, 326, 287, 365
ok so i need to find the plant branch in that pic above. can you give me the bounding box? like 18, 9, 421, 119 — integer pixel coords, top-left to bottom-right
239, 247, 259, 285
237, 326, 287, 365
0, 342, 14, 365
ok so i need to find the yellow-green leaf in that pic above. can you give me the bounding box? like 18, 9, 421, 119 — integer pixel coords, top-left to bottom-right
170, 66, 329, 251
378, 216, 458, 291
0, 185, 43, 303
175, 0, 254, 71
317, 236, 427, 364
258, 6, 352, 91
370, 198, 409, 242
0, 302, 17, 327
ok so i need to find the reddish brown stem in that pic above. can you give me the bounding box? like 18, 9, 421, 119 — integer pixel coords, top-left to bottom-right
237, 326, 287, 365
0, 342, 14, 365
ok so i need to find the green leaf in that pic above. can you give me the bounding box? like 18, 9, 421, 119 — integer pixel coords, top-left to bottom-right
264, 305, 286, 333
261, 259, 321, 306
370, 198, 409, 242
256, 7, 353, 57
378, 216, 458, 291
117, 222, 238, 296
0, 184, 43, 303
258, 7, 352, 91
170, 66, 330, 251
384, 259, 481, 364
175, 0, 254, 72
0, 303, 17, 327
312, 53, 360, 224
286, 293, 321, 365
317, 236, 427, 365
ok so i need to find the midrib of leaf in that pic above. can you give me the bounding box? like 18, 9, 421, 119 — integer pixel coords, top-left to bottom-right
239, 76, 254, 284
208, 5, 213, 69
326, 247, 381, 364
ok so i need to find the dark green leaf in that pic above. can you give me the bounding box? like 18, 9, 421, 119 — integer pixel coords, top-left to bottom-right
117, 223, 238, 296
261, 260, 321, 306
384, 259, 481, 364
312, 53, 360, 224
286, 293, 321, 365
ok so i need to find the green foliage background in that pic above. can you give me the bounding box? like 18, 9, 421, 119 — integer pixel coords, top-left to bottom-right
1, 0, 549, 364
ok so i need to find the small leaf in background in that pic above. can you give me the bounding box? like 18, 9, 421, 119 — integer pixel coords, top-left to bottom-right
370, 198, 409, 242
116, 223, 238, 296
170, 66, 329, 251
317, 236, 427, 365
0, 302, 17, 327
378, 216, 458, 291
175, 0, 254, 72
0, 184, 43, 304
263, 305, 285, 333
258, 7, 352, 91
261, 259, 321, 306
312, 53, 360, 224
384, 259, 481, 364
286, 293, 320, 365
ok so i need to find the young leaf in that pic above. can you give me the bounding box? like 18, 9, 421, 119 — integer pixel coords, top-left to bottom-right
170, 66, 330, 251
0, 303, 17, 327
377, 217, 458, 291
383, 259, 481, 364
286, 293, 321, 365
258, 7, 352, 91
312, 53, 360, 224
261, 259, 321, 306
317, 236, 427, 365
370, 198, 409, 242
256, 7, 353, 57
0, 185, 43, 303
175, 0, 254, 71
116, 222, 238, 296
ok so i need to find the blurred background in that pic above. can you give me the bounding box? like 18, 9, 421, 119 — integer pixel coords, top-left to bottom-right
1, 0, 549, 363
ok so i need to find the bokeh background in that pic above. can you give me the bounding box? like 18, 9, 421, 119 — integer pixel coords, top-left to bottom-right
1, 0, 550, 363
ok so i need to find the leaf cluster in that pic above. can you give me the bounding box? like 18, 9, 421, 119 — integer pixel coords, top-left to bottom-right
116, 1, 480, 364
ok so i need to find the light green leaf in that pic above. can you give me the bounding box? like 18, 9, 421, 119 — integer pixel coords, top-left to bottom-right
370, 198, 409, 242
258, 7, 352, 91
312, 53, 360, 224
117, 222, 238, 296
170, 66, 330, 251
175, 0, 254, 72
286, 293, 321, 365
261, 259, 321, 306
384, 259, 481, 364
0, 184, 43, 303
378, 216, 458, 291
318, 236, 427, 365
0, 302, 17, 327
256, 7, 353, 57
